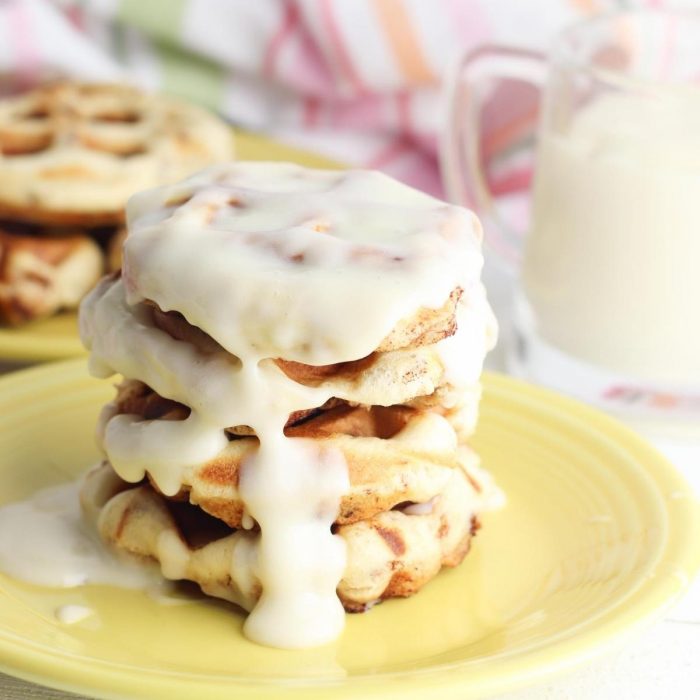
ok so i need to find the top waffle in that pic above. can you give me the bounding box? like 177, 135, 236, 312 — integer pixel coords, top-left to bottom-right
120, 162, 487, 365
0, 82, 234, 225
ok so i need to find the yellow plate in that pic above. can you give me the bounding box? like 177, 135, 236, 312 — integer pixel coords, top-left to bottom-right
0, 361, 698, 699
0, 132, 342, 363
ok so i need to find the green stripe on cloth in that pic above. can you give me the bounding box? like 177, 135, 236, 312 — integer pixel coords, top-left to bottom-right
156, 42, 226, 113
118, 0, 187, 44
112, 22, 128, 64
117, 0, 226, 113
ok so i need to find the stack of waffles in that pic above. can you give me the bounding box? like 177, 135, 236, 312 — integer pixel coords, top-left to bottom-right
79, 162, 500, 648
0, 81, 233, 325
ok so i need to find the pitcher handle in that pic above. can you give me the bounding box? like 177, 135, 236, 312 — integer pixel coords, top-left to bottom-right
440, 46, 547, 271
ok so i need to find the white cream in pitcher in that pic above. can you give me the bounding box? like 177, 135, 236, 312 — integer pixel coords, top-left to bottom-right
522, 91, 700, 384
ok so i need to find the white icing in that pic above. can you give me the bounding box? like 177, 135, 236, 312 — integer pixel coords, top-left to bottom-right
467, 461, 507, 512
55, 604, 94, 624
157, 530, 191, 580
77, 162, 491, 649
393, 412, 458, 452
401, 497, 438, 516
239, 440, 348, 647
0, 479, 163, 589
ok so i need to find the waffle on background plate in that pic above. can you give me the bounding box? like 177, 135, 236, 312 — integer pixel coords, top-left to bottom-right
78, 163, 501, 633
0, 81, 234, 326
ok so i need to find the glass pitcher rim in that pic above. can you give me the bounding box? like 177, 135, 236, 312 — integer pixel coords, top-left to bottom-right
551, 7, 700, 91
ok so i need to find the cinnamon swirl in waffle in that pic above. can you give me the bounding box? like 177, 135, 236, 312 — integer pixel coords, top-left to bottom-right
0, 227, 102, 324
79, 162, 500, 648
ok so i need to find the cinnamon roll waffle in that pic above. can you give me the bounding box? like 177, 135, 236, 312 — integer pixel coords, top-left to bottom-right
0, 227, 102, 324
0, 81, 233, 324
79, 162, 500, 648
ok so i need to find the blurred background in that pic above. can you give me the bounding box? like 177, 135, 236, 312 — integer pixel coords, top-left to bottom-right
0, 2, 699, 698
5, 1, 694, 402
0, 0, 676, 199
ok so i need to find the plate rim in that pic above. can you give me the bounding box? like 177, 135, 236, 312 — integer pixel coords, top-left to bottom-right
0, 360, 698, 700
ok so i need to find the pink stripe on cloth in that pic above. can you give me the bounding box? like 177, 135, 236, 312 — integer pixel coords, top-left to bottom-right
412, 132, 438, 156
65, 4, 85, 30
366, 136, 414, 170
319, 0, 366, 94
7, 0, 41, 91
445, 0, 491, 46
487, 166, 533, 197
263, 0, 299, 78
283, 16, 337, 94
328, 94, 385, 128
303, 95, 321, 126
480, 82, 539, 162
393, 91, 442, 152
363, 138, 442, 196
395, 90, 414, 140
383, 149, 442, 196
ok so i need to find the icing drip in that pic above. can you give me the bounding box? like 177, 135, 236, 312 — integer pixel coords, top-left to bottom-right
0, 479, 164, 590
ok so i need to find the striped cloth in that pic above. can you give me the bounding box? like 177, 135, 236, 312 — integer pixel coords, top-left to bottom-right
0, 0, 671, 197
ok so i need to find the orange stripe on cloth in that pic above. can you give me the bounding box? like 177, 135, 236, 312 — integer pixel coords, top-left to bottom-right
372, 0, 435, 84
571, 0, 601, 13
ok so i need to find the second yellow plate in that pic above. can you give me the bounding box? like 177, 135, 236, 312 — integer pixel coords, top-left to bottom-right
0, 362, 698, 699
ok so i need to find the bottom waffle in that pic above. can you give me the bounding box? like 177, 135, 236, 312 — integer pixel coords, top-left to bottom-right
81, 462, 484, 612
